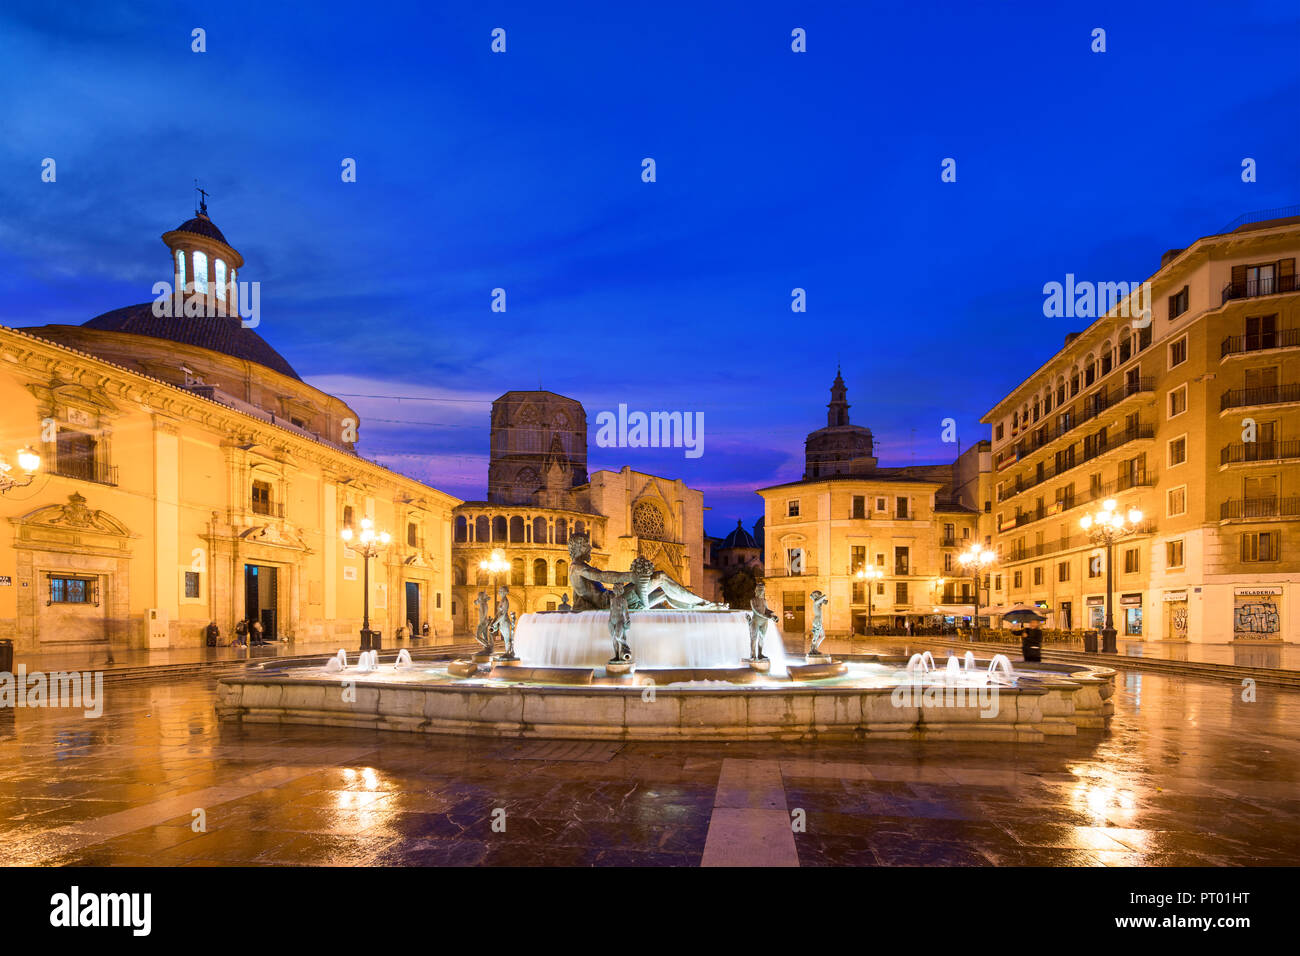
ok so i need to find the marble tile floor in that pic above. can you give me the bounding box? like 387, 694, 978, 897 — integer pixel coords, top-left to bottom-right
0, 667, 1296, 867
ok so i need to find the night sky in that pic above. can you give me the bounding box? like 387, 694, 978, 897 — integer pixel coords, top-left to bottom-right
2, 0, 1298, 535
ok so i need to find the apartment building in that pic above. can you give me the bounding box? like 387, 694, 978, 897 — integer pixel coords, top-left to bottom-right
983, 213, 1300, 642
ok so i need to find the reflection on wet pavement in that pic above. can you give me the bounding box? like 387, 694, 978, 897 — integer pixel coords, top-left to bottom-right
0, 665, 1296, 866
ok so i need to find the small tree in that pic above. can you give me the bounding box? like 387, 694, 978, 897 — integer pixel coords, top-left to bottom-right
722, 568, 757, 609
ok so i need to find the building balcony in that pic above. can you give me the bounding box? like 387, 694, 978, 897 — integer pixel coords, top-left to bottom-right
767, 566, 818, 578
1221, 440, 1300, 467
1221, 273, 1299, 305
50, 460, 119, 487
1220, 496, 1300, 520
250, 501, 286, 518
998, 424, 1154, 506
1220, 327, 1300, 360
1220, 383, 1300, 412
997, 472, 1156, 536
1002, 519, 1157, 564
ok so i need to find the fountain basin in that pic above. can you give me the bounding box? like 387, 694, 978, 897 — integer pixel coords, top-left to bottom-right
215, 653, 1115, 743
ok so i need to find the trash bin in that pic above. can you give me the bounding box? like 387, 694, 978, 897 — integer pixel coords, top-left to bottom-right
1021, 627, 1043, 663
1083, 630, 1099, 653
0, 639, 12, 673
361, 629, 382, 651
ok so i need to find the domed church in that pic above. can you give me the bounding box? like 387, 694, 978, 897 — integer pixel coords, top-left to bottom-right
0, 204, 460, 654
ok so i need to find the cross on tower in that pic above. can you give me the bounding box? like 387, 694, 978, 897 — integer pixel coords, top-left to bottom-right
194, 180, 210, 216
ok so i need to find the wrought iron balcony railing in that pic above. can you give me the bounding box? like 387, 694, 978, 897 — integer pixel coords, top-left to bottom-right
1220, 383, 1300, 411
1220, 440, 1300, 465
1220, 496, 1300, 520
1220, 327, 1300, 359
1221, 273, 1298, 305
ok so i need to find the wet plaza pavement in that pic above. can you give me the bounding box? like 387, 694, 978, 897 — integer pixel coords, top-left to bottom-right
0, 659, 1297, 867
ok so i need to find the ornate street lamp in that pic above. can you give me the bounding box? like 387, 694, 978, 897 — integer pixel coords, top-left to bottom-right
854, 565, 884, 633
1079, 498, 1143, 654
341, 517, 390, 650
479, 549, 509, 617
957, 546, 996, 641
0, 447, 41, 494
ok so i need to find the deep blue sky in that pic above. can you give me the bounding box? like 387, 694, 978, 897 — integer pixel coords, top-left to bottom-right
2, 0, 1298, 536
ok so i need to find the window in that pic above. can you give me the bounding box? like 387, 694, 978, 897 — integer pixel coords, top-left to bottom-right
1168, 385, 1187, 419
1166, 539, 1184, 568
852, 495, 866, 519
175, 249, 185, 289
1058, 561, 1069, 582
996, 423, 1005, 440
184, 571, 201, 598
1032, 566, 1043, 586
1242, 531, 1280, 562
895, 497, 909, 519
787, 548, 804, 574
894, 547, 909, 575
851, 546, 866, 572
1169, 286, 1189, 320
343, 505, 354, 530
251, 480, 273, 515
1168, 436, 1187, 468
1169, 336, 1187, 369
214, 258, 227, 298
1012, 570, 1023, 588
556, 560, 568, 586
895, 582, 908, 605
876, 582, 885, 596
55, 428, 98, 482
1123, 548, 1140, 573
1167, 486, 1187, 517
533, 558, 547, 585
407, 523, 418, 547
1088, 554, 1102, 578
994, 573, 1003, 591
787, 500, 800, 517
50, 575, 96, 604
192, 250, 208, 294
875, 497, 886, 512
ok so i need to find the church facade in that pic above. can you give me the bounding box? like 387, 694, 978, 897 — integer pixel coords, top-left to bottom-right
0, 208, 460, 654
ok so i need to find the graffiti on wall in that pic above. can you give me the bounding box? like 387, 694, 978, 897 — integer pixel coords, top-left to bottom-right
1234, 601, 1280, 636
1169, 603, 1188, 640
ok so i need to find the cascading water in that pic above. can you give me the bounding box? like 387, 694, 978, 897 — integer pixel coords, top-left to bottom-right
514, 610, 789, 676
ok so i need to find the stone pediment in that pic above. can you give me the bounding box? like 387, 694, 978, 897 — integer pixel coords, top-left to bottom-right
240, 523, 308, 551
15, 493, 131, 537
26, 380, 120, 419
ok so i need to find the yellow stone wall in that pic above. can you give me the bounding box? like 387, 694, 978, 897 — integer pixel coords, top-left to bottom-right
0, 327, 460, 653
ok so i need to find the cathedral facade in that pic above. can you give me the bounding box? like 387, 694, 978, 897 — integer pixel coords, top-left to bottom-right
451, 391, 706, 630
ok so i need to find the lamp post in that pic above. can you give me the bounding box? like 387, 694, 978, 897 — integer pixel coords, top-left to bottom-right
1079, 499, 1143, 654
341, 517, 390, 650
855, 566, 884, 633
957, 546, 996, 641
479, 549, 509, 617
0, 447, 41, 494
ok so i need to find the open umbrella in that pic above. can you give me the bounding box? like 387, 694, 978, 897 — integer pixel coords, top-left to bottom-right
1001, 604, 1045, 625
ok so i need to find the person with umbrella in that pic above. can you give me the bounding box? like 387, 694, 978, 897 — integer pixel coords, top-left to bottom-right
1003, 604, 1046, 661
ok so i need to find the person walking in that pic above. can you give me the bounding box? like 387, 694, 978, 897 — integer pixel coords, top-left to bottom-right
233, 619, 248, 648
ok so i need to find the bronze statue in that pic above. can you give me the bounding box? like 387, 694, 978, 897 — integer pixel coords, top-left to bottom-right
607, 581, 633, 665
808, 590, 830, 656
473, 590, 493, 654
566, 531, 724, 612
747, 581, 779, 662
490, 585, 518, 659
